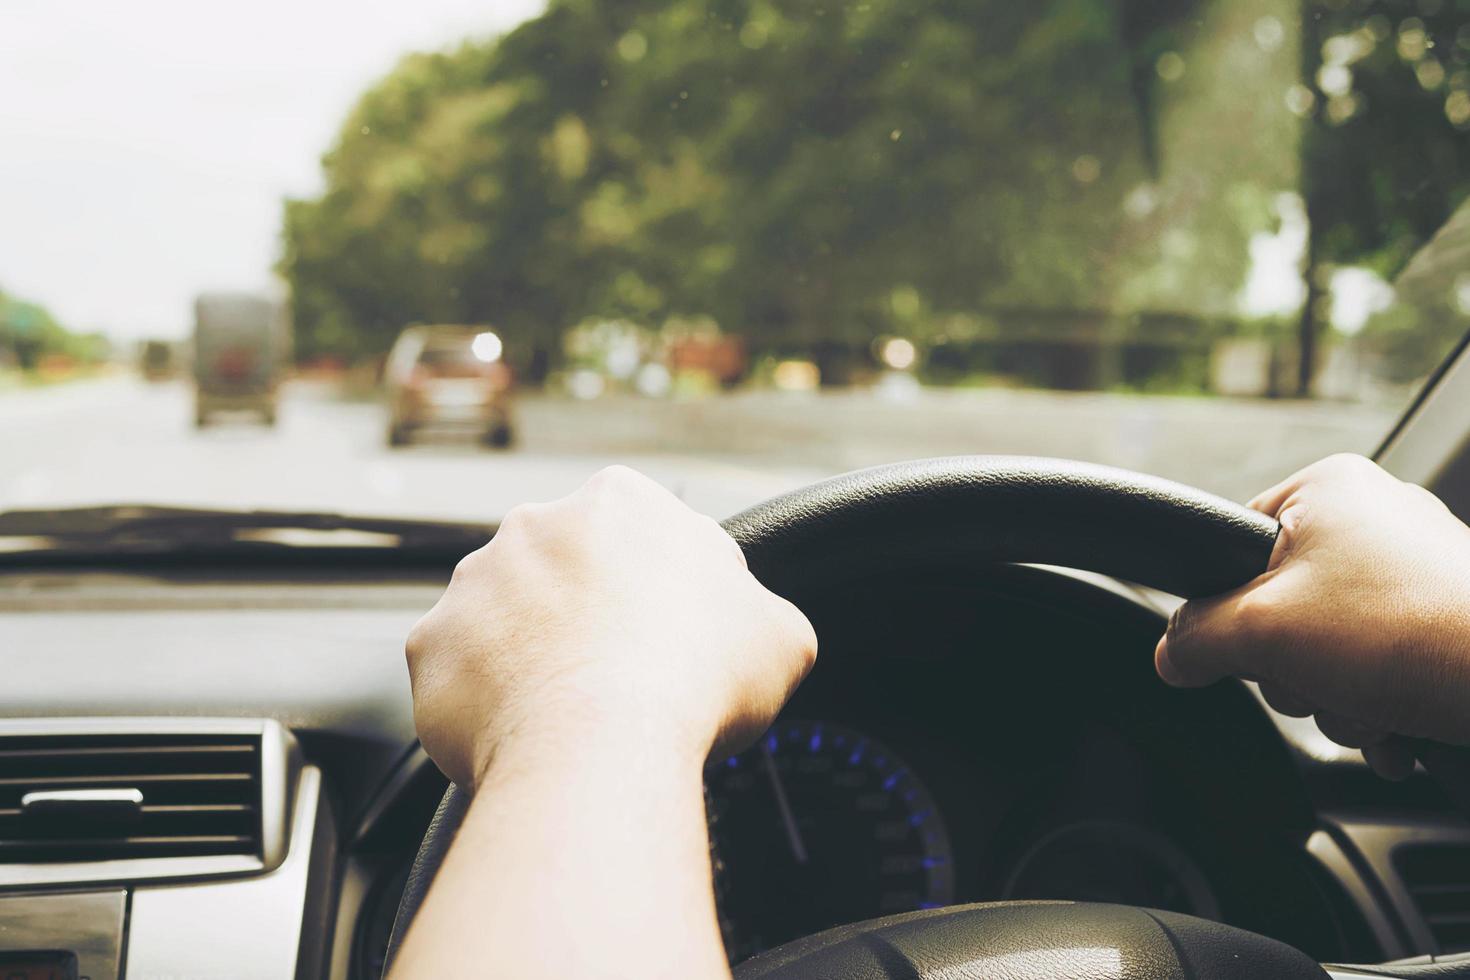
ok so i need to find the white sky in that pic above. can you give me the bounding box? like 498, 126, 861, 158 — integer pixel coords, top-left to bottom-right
0, 0, 544, 341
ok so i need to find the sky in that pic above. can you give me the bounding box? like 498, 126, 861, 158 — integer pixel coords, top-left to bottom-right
0, 0, 544, 341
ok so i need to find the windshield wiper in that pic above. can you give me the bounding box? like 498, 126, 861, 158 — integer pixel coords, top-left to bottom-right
0, 504, 495, 557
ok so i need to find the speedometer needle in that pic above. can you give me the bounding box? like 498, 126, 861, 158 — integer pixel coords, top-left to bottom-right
761, 744, 808, 864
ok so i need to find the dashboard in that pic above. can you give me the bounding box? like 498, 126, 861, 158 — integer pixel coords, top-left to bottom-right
0, 559, 1463, 978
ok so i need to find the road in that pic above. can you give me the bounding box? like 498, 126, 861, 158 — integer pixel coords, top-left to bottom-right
0, 376, 1398, 522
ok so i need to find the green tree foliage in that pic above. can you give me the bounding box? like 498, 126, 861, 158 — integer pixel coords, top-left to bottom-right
1303, 1, 1470, 275
1300, 0, 1470, 387
0, 287, 103, 370
291, 0, 1462, 387
284, 0, 1280, 363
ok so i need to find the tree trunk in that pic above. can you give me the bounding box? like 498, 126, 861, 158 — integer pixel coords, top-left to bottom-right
1296, 245, 1322, 398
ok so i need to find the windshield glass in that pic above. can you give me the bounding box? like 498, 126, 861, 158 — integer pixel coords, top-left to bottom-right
4, 0, 1469, 525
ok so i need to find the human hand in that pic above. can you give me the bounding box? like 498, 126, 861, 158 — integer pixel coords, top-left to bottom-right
1155, 454, 1470, 779
406, 465, 818, 789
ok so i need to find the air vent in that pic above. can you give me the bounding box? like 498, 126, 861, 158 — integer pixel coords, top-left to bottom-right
0, 732, 262, 863
1396, 843, 1470, 954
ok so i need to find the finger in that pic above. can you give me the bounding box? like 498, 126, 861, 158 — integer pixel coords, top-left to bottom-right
1248, 482, 1308, 574
1258, 682, 1316, 718
1248, 475, 1302, 518
1246, 460, 1337, 516
1251, 454, 1384, 514
1314, 711, 1388, 749
1155, 587, 1260, 688
1363, 737, 1416, 782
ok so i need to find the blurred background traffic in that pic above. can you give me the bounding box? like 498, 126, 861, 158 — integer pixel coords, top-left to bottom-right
3, 0, 1469, 519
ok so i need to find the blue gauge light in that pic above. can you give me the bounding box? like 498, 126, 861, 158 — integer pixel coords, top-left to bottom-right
706, 720, 954, 962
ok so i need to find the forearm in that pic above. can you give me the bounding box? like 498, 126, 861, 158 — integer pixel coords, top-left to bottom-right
390, 720, 731, 979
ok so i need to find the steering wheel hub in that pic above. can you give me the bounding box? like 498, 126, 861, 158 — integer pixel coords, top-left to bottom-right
731, 901, 1327, 980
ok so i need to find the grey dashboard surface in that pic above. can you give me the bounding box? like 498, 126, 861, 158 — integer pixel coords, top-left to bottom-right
0, 564, 1366, 785
0, 571, 436, 747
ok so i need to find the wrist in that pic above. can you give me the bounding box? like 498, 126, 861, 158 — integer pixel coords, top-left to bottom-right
470, 686, 711, 792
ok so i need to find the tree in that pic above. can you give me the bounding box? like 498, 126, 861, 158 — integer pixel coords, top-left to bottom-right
281, 0, 1300, 380
0, 287, 103, 370
1299, 1, 1470, 393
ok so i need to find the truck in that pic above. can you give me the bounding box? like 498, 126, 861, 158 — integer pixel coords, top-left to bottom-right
139, 339, 175, 382
192, 292, 290, 427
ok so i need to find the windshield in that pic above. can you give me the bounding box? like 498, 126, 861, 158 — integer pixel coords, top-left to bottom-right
4, 1, 1470, 525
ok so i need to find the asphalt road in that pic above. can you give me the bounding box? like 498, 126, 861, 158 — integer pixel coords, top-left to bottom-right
0, 376, 1399, 522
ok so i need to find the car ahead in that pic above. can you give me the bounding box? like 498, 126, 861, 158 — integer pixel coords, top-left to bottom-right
192, 292, 290, 427
384, 325, 514, 448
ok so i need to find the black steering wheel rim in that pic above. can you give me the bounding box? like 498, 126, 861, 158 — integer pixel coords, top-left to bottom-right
383, 455, 1283, 977
720, 454, 1278, 601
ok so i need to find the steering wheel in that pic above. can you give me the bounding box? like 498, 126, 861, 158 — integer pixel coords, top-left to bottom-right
383, 456, 1365, 979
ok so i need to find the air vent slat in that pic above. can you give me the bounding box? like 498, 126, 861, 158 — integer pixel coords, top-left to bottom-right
0, 812, 255, 839
1396, 843, 1470, 954
0, 732, 262, 864
0, 743, 256, 783
0, 835, 255, 861
0, 773, 252, 786
0, 744, 253, 760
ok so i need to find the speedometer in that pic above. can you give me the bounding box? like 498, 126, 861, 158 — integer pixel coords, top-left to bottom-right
1001, 820, 1219, 918
706, 720, 954, 961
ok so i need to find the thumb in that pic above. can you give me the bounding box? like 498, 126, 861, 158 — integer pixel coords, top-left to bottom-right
1155, 585, 1262, 688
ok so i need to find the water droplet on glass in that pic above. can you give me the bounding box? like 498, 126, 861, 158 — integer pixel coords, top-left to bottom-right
1156, 51, 1186, 82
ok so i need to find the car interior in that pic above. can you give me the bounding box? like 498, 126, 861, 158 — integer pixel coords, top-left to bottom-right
5, 349, 1470, 979
7, 2, 1470, 979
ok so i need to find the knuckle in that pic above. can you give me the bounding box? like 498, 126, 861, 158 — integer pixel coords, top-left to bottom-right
587, 464, 642, 492
1231, 590, 1274, 642
1275, 499, 1306, 537
496, 501, 559, 542
1298, 453, 1372, 491
798, 627, 819, 671
778, 601, 819, 669
404, 613, 436, 669
1323, 452, 1372, 472
450, 545, 486, 582
499, 502, 541, 530
494, 507, 525, 538
792, 613, 818, 657
1268, 506, 1303, 567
